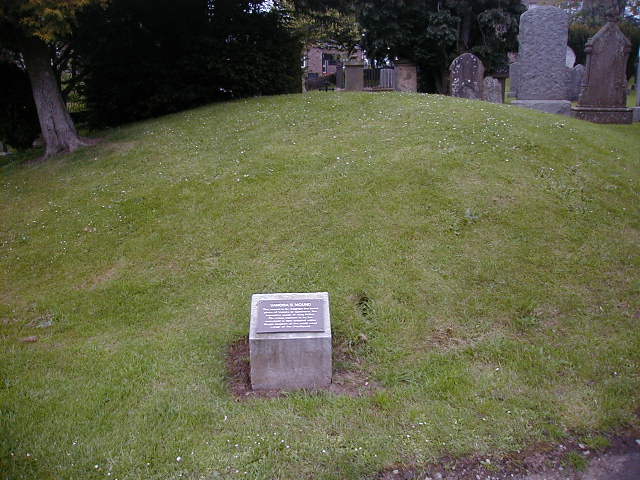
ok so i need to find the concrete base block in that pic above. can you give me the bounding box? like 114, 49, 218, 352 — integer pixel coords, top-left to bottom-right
632, 107, 640, 123
249, 292, 332, 391
512, 100, 572, 116
572, 106, 633, 124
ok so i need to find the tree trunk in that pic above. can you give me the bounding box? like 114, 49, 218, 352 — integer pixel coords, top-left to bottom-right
460, 10, 473, 51
21, 37, 93, 159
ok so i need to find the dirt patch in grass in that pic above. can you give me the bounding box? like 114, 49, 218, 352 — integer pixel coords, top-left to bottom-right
225, 337, 380, 400
78, 262, 124, 290
376, 431, 640, 480
99, 140, 137, 156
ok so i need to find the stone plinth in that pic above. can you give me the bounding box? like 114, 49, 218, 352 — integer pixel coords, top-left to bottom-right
513, 99, 571, 115
632, 107, 640, 123
573, 106, 633, 124
250, 292, 332, 391
344, 63, 364, 91
394, 61, 417, 92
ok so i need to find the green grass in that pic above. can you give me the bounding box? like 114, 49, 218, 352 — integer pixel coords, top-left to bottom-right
1, 92, 639, 480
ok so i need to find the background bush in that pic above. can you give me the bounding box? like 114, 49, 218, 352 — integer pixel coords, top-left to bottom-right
0, 61, 40, 149
72, 0, 302, 127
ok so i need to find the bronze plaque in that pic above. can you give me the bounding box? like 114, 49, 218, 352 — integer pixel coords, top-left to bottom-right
256, 299, 325, 334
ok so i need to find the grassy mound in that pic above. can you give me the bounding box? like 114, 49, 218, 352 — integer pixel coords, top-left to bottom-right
1, 92, 639, 479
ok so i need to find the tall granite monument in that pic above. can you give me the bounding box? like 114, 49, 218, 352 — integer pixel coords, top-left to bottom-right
449, 53, 485, 100
571, 18, 633, 124
510, 6, 571, 115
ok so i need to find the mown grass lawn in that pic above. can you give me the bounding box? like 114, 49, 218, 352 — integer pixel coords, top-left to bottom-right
1, 92, 639, 480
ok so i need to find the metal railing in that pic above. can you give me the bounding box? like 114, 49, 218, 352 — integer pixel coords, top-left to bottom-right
364, 68, 394, 90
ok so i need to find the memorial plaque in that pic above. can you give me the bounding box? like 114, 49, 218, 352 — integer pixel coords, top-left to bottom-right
256, 299, 325, 333
249, 292, 332, 390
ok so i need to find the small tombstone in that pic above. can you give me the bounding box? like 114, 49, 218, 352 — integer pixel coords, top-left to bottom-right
344, 62, 364, 91
449, 53, 484, 100
511, 6, 571, 115
636, 47, 640, 107
572, 20, 633, 124
394, 60, 417, 93
249, 292, 332, 391
566, 47, 576, 68
482, 76, 503, 103
635, 48, 640, 122
567, 64, 585, 102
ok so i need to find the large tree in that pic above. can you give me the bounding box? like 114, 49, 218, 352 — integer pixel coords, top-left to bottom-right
0, 0, 99, 159
282, 0, 361, 55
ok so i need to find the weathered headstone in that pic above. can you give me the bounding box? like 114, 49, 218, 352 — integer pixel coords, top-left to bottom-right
572, 20, 633, 124
344, 62, 364, 91
637, 47, 640, 106
567, 64, 585, 102
394, 60, 417, 93
449, 53, 484, 100
635, 48, 640, 122
566, 47, 576, 68
482, 76, 503, 104
510, 6, 571, 115
249, 292, 332, 390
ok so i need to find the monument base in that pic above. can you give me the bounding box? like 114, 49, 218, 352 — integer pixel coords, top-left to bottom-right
249, 292, 332, 391
571, 106, 633, 124
250, 335, 332, 390
632, 107, 640, 123
512, 100, 572, 116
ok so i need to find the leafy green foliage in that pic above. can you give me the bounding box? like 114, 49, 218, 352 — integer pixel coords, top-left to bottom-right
282, 0, 361, 53
0, 0, 99, 46
71, 0, 302, 126
358, 0, 524, 93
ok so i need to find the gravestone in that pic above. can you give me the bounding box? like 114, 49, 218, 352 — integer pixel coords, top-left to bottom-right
572, 20, 633, 124
394, 60, 417, 93
482, 76, 503, 103
449, 53, 484, 100
566, 47, 576, 68
634, 47, 640, 122
567, 64, 585, 102
510, 6, 571, 116
344, 62, 364, 91
249, 292, 332, 390
637, 47, 640, 106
